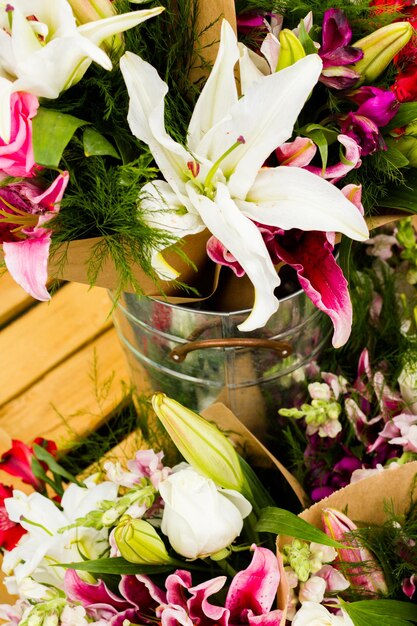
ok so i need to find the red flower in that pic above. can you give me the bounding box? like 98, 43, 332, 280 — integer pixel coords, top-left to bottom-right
0, 484, 26, 550
0, 438, 58, 491
392, 64, 417, 101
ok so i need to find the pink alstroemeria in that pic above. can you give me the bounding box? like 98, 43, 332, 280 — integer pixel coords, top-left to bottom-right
0, 92, 39, 178
319, 9, 363, 89
276, 134, 362, 184
322, 508, 388, 596
1, 171, 69, 301
0, 438, 57, 492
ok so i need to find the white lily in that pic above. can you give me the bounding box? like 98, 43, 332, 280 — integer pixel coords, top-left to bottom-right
0, 0, 164, 141
2, 482, 117, 594
120, 19, 368, 332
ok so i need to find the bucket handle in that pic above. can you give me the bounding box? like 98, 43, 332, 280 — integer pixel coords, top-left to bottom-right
169, 338, 292, 363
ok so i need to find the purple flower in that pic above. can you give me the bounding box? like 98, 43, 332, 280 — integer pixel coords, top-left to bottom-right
319, 9, 363, 89
339, 112, 384, 156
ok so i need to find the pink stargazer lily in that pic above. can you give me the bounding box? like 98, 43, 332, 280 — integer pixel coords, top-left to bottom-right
0, 172, 69, 301
208, 181, 364, 347
0, 92, 39, 177
64, 545, 284, 625
322, 508, 388, 596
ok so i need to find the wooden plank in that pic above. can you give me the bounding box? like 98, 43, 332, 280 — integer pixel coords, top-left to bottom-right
0, 328, 130, 450
0, 273, 35, 327
0, 282, 113, 407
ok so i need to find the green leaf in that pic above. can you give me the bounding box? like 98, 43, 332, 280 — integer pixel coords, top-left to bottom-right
58, 557, 174, 575
383, 145, 410, 169
298, 20, 317, 55
380, 170, 417, 212
32, 444, 83, 487
83, 128, 121, 159
256, 507, 346, 548
385, 102, 417, 131
341, 599, 417, 626
32, 108, 89, 167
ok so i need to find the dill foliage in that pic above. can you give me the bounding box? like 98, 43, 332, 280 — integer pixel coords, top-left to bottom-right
46, 0, 202, 291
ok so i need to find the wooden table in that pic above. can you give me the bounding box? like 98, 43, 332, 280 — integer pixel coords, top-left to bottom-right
0, 274, 140, 604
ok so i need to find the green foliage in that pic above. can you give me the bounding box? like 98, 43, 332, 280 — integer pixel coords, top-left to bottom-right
256, 507, 346, 547
341, 599, 417, 626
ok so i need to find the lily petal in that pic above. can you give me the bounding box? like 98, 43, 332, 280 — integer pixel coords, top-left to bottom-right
240, 166, 369, 240
212, 54, 323, 199
226, 545, 281, 621
238, 43, 270, 95
78, 6, 164, 45
276, 136, 317, 167
3, 233, 51, 301
273, 232, 352, 348
260, 32, 280, 73
188, 20, 239, 153
120, 52, 191, 199
186, 181, 280, 332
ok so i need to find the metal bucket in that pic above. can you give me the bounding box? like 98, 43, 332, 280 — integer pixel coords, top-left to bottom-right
112, 283, 331, 442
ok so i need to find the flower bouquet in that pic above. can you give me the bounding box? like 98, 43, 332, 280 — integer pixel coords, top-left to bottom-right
275, 218, 417, 501
0, 394, 416, 625
2, 0, 417, 349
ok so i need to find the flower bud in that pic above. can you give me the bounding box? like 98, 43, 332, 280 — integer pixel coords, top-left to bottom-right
113, 516, 172, 564
152, 394, 244, 492
322, 508, 388, 595
350, 22, 413, 84
276, 29, 306, 71
67, 0, 116, 23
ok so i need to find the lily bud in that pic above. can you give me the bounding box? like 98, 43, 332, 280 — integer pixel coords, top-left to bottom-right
113, 516, 172, 564
276, 29, 306, 71
151, 393, 244, 492
67, 0, 116, 23
350, 22, 413, 84
322, 508, 388, 595
67, 0, 123, 54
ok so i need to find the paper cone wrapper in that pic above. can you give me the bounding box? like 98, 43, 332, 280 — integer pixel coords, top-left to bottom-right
300, 461, 417, 526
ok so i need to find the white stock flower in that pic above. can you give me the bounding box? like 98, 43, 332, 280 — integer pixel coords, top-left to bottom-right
0, 0, 163, 141
298, 576, 326, 603
159, 466, 251, 559
292, 601, 354, 625
3, 482, 117, 593
120, 19, 368, 334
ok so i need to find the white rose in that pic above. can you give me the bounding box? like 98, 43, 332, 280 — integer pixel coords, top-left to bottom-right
292, 602, 354, 626
159, 467, 252, 559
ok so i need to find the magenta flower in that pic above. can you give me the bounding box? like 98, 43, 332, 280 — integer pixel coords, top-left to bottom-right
348, 86, 399, 127
339, 112, 384, 156
0, 437, 58, 492
1, 171, 69, 300
319, 9, 363, 89
0, 92, 39, 178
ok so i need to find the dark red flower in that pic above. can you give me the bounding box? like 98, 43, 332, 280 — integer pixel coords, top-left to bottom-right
0, 438, 57, 491
0, 483, 26, 550
393, 63, 417, 102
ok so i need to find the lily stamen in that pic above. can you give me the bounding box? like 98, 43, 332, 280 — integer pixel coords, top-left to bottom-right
204, 135, 246, 192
